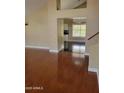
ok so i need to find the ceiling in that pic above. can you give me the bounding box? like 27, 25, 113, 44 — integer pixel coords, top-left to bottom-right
25, 0, 47, 16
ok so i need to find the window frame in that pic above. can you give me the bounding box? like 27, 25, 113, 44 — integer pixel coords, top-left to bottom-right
72, 24, 86, 38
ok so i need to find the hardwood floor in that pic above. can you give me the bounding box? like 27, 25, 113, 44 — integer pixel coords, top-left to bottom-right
64, 41, 85, 53
25, 48, 99, 93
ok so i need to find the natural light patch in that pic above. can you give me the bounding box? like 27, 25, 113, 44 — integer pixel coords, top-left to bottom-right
72, 45, 85, 53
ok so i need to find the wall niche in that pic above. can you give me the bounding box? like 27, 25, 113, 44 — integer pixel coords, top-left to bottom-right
57, 0, 87, 10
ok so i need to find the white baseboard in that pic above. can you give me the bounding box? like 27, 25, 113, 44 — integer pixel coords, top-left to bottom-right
88, 68, 99, 82
88, 68, 98, 72
58, 47, 64, 52
25, 45, 60, 53
49, 46, 64, 53
25, 45, 49, 50
49, 49, 59, 53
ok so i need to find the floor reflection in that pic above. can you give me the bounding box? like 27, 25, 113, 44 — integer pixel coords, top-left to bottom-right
57, 51, 88, 93
64, 41, 85, 53
25, 49, 88, 93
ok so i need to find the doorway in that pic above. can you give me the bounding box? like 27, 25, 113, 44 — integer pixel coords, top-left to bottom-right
57, 17, 87, 54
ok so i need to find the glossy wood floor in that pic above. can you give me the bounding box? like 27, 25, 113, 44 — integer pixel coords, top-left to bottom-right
64, 41, 85, 53
25, 48, 99, 93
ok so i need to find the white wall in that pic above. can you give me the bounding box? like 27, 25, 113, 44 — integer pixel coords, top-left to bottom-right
25, 4, 48, 48
57, 19, 64, 51
57, 0, 99, 71
86, 33, 99, 74
86, 36, 99, 68
25, 0, 99, 72
48, 0, 99, 51
86, 0, 99, 38
87, 43, 99, 77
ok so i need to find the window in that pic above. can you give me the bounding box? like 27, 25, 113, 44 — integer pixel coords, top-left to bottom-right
72, 24, 86, 37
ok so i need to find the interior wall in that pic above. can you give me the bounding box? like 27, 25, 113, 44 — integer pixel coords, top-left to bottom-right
88, 42, 99, 73
64, 19, 72, 41
85, 0, 99, 70
25, 0, 99, 56
48, 0, 99, 70
25, 4, 48, 48
48, 0, 99, 50
86, 0, 99, 38
86, 33, 99, 69
57, 19, 64, 51
25, 0, 99, 71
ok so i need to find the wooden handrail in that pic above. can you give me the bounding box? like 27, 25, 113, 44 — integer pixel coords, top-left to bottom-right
88, 32, 99, 40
